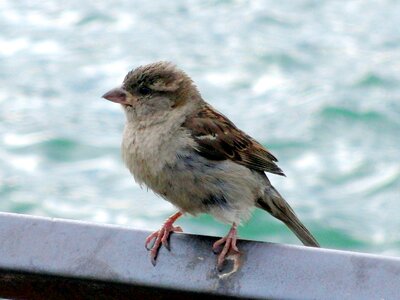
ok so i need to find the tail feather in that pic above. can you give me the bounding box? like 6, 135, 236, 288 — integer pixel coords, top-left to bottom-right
258, 186, 320, 247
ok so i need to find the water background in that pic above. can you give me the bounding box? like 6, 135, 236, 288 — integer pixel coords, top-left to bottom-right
0, 0, 399, 256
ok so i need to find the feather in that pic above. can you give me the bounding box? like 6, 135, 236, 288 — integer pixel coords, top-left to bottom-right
182, 104, 285, 176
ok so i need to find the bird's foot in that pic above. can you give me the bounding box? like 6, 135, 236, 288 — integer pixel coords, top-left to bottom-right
145, 212, 183, 266
212, 223, 241, 271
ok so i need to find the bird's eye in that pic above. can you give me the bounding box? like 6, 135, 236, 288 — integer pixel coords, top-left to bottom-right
139, 86, 151, 95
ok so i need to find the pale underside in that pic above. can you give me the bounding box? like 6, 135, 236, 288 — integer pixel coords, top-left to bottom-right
121, 104, 267, 224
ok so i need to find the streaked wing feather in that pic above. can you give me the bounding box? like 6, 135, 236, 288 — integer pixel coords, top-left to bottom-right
182, 105, 285, 176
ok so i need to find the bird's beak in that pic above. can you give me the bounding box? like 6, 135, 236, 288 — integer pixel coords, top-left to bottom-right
102, 87, 130, 105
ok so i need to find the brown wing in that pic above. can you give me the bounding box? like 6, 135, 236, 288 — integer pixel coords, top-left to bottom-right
182, 104, 285, 176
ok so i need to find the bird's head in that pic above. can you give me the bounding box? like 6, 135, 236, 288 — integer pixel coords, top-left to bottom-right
102, 62, 200, 118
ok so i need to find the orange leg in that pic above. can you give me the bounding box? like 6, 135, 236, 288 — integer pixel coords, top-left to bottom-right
145, 212, 183, 266
212, 223, 240, 271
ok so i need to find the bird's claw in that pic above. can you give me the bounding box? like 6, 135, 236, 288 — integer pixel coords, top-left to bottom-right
213, 224, 241, 271
145, 231, 159, 250
145, 223, 183, 266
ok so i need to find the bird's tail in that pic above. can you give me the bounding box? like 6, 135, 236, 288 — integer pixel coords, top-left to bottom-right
257, 185, 320, 247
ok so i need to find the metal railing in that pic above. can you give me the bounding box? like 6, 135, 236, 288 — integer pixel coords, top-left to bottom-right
0, 212, 399, 299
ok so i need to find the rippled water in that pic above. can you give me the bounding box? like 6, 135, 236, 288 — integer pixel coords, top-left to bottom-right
0, 0, 399, 256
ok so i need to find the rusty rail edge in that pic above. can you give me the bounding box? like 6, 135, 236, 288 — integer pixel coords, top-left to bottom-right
0, 212, 399, 300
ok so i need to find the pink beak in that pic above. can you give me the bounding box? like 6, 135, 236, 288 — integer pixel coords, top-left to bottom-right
102, 87, 129, 105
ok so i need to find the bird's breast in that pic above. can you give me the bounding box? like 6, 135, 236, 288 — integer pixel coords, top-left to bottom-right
121, 119, 195, 190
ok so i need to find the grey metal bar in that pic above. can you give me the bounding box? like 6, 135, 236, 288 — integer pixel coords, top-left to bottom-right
0, 212, 399, 300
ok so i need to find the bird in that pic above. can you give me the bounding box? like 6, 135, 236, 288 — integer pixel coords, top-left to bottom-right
102, 61, 320, 270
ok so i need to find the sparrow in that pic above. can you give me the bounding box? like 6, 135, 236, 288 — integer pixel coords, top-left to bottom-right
102, 61, 319, 270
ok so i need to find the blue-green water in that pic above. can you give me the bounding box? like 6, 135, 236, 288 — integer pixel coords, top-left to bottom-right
0, 1, 399, 256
